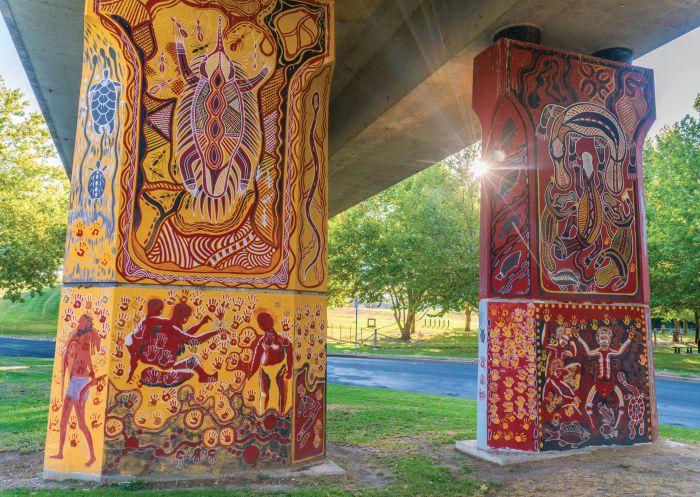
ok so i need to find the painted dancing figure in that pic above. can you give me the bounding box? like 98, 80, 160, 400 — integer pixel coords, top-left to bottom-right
50, 314, 101, 466
125, 298, 166, 383
249, 312, 292, 412
576, 326, 634, 438
125, 301, 220, 387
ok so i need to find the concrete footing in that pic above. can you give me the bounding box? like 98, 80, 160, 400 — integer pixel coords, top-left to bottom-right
455, 440, 651, 466
44, 460, 346, 483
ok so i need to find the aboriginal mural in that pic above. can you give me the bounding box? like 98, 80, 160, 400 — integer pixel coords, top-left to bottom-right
47, 0, 332, 479
479, 302, 655, 452
102, 288, 326, 475
64, 25, 127, 282
46, 288, 327, 476
483, 302, 538, 451
62, 0, 333, 290
536, 303, 653, 450
473, 39, 654, 302
473, 39, 657, 454
45, 288, 112, 475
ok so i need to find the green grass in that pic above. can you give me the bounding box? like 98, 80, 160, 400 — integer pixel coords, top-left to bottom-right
327, 307, 478, 359
0, 287, 61, 339
658, 424, 700, 443
651, 338, 700, 377
327, 330, 478, 360
0, 357, 54, 452
328, 384, 476, 446
0, 458, 490, 497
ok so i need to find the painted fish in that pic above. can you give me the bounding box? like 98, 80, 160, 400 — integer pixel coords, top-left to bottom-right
545, 421, 591, 448
549, 269, 587, 292
499, 169, 520, 197
495, 251, 521, 281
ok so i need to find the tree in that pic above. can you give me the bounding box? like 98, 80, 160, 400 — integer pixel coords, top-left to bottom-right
328, 146, 480, 340
645, 97, 700, 342
0, 79, 69, 302
445, 146, 482, 331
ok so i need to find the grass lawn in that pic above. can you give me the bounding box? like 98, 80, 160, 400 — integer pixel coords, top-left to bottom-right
0, 358, 55, 452
1, 356, 699, 497
327, 330, 478, 359
327, 307, 479, 359
0, 287, 61, 339
650, 331, 700, 377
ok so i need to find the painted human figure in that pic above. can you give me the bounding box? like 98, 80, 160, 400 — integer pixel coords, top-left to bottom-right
88, 68, 122, 135
558, 151, 605, 276
125, 298, 166, 383
543, 358, 581, 417
249, 313, 292, 413
50, 314, 101, 466
127, 301, 220, 386
576, 326, 634, 437
545, 325, 580, 390
546, 326, 577, 362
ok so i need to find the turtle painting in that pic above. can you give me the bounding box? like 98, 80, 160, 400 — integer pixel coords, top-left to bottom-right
175, 16, 269, 221
87, 160, 107, 200
87, 68, 122, 135
618, 372, 646, 439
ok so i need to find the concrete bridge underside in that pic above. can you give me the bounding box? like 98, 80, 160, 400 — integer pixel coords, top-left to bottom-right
2, 0, 699, 215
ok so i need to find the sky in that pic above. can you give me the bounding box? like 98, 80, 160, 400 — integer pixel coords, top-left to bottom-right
1, 17, 699, 138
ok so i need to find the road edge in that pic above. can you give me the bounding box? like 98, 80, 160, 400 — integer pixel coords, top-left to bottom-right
328, 352, 700, 383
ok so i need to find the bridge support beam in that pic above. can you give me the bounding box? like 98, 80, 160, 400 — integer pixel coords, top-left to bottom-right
44, 0, 333, 480
471, 38, 657, 454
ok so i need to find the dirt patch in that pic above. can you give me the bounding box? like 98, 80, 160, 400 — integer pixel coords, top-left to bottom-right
445, 439, 700, 497
329, 443, 392, 488
0, 444, 389, 493
1, 439, 697, 496
0, 451, 64, 491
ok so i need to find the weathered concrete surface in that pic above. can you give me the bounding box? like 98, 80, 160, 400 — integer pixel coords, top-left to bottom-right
454, 439, 630, 466
2, 0, 700, 214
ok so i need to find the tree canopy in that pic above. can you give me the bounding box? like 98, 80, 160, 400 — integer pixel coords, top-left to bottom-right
328, 146, 480, 339
644, 96, 700, 331
0, 79, 69, 301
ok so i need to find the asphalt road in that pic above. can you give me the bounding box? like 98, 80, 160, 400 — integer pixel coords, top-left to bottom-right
1, 337, 698, 429
328, 355, 700, 430
0, 337, 56, 358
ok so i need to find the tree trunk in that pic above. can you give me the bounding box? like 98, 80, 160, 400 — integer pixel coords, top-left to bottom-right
465, 305, 471, 332
695, 310, 699, 344
673, 318, 680, 342
401, 311, 415, 341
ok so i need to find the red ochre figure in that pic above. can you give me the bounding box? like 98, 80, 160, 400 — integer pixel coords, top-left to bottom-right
51, 314, 102, 466
576, 326, 634, 438
249, 312, 292, 413
545, 325, 581, 390
125, 299, 220, 387
543, 358, 581, 417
